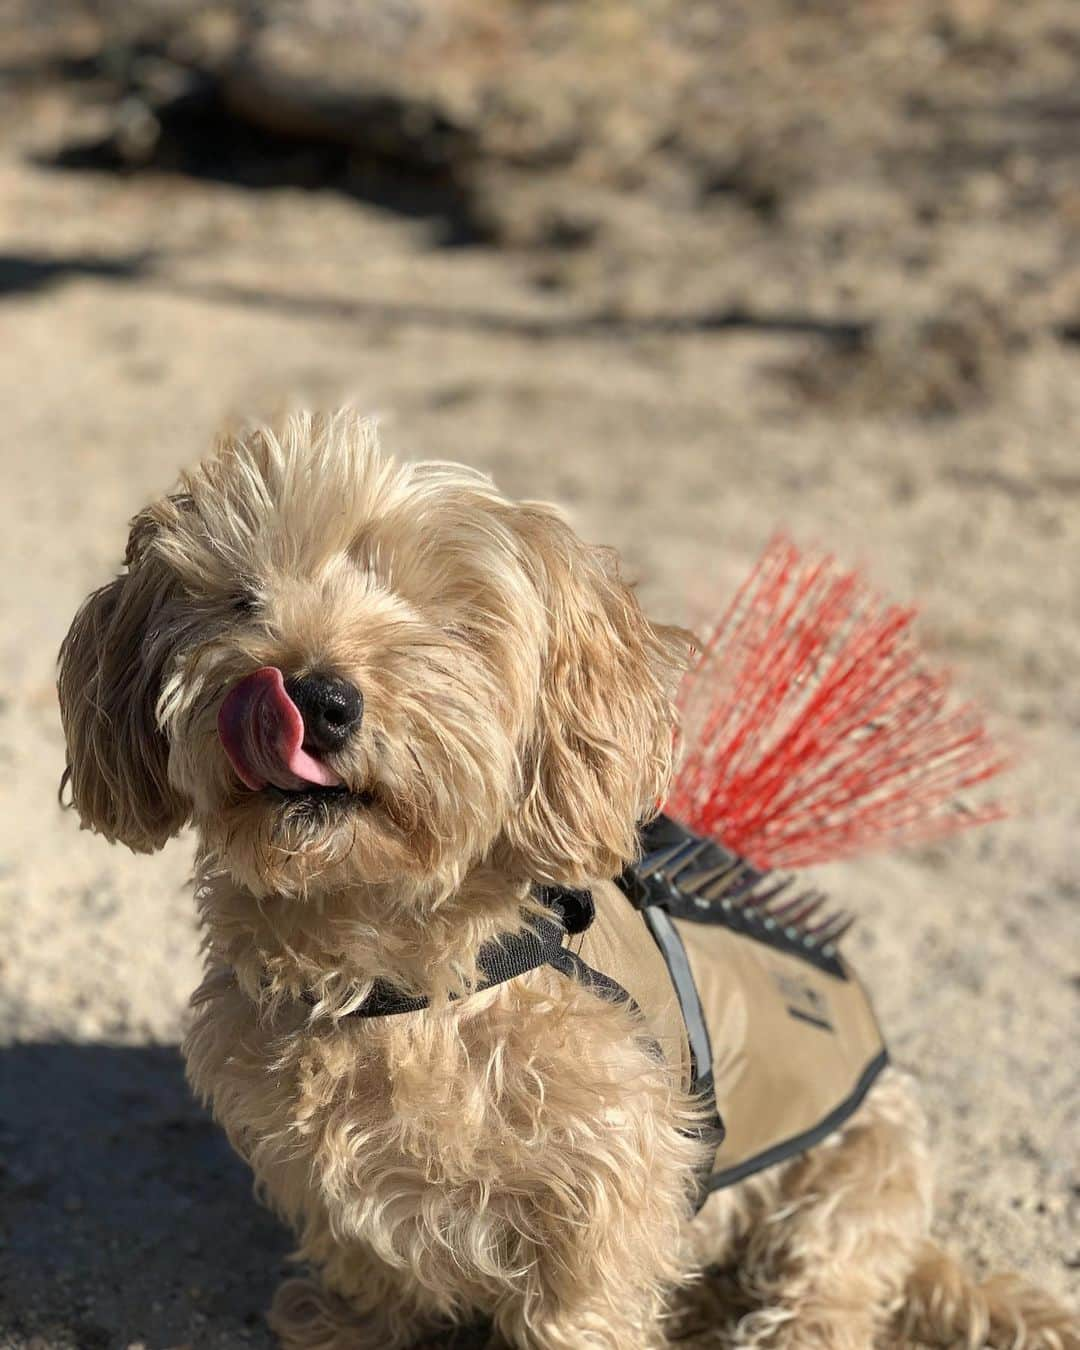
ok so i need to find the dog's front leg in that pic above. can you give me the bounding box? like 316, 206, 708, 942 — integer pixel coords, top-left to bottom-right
482, 1053, 709, 1349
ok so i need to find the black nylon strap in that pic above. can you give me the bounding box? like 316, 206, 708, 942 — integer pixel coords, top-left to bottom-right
546, 945, 637, 1008
331, 887, 590, 1019
339, 909, 569, 1019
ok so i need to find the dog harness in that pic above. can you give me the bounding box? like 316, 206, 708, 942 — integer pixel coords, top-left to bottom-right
578, 815, 888, 1198
341, 814, 888, 1201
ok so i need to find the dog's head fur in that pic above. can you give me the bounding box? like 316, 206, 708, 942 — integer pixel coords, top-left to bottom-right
58, 412, 686, 910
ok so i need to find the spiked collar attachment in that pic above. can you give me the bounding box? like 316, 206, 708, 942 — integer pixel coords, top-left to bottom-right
618, 816, 854, 979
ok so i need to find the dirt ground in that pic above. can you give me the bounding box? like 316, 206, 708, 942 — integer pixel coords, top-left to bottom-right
0, 3, 1077, 1347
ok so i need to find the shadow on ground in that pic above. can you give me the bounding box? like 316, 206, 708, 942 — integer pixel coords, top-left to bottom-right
0, 1041, 287, 1347
28, 41, 493, 247
0, 251, 152, 297
0, 1041, 497, 1349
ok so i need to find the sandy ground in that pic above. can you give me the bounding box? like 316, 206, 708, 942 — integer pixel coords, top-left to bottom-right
0, 4, 1077, 1347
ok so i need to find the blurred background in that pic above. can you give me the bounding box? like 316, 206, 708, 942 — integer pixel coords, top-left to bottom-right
0, 1, 1077, 1346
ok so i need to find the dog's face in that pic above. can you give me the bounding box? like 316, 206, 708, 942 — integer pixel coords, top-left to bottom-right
58, 413, 685, 900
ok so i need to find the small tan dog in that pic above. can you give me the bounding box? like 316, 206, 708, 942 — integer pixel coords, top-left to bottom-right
58, 412, 1075, 1350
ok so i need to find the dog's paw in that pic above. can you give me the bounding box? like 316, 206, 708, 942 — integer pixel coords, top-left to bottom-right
269, 1276, 379, 1350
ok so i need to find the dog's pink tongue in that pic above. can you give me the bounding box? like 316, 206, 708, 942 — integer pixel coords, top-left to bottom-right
217, 667, 343, 792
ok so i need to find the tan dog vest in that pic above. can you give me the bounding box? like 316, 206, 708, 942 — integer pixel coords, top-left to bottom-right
572, 856, 887, 1198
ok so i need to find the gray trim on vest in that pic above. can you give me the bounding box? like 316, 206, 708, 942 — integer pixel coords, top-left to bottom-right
640, 904, 714, 1094
702, 1048, 889, 1193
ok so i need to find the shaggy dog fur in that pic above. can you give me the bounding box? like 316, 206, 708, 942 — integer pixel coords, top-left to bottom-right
58, 411, 1077, 1349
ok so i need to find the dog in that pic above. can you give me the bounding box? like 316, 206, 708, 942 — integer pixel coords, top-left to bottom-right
58, 410, 1077, 1350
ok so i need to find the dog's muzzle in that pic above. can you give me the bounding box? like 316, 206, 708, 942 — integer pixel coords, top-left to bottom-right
217, 666, 357, 792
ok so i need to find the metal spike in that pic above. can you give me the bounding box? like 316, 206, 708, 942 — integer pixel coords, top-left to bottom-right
828, 913, 857, 944
783, 901, 831, 934
635, 841, 697, 880
678, 860, 744, 894
741, 876, 796, 910
664, 840, 710, 880
764, 887, 825, 924
733, 869, 775, 901
794, 893, 831, 929
803, 908, 839, 937
770, 891, 829, 930
701, 861, 754, 901
803, 903, 848, 935
816, 911, 856, 949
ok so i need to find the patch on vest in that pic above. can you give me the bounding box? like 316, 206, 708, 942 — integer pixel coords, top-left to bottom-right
772, 971, 834, 1032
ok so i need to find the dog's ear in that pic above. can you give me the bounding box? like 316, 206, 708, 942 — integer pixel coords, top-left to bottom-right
57, 503, 190, 852
498, 504, 689, 886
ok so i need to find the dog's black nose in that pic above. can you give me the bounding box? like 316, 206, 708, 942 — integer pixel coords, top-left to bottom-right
285, 673, 364, 753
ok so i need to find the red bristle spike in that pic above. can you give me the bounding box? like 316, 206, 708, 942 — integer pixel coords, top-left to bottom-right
666, 536, 1010, 869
